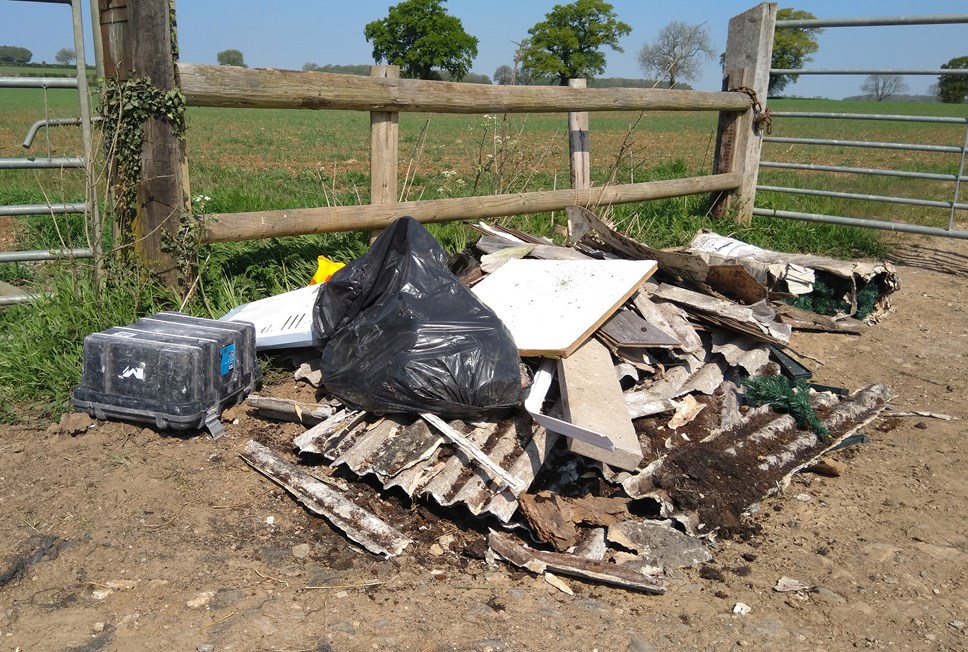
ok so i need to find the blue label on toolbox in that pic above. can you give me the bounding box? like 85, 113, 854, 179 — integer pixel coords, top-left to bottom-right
220, 343, 236, 376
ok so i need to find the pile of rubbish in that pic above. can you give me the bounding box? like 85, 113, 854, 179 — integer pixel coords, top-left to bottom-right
76, 213, 902, 595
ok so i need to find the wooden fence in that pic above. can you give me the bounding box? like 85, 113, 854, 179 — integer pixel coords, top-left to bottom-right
96, 1, 776, 276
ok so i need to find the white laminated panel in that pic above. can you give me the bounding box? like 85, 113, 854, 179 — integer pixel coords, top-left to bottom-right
472, 259, 657, 357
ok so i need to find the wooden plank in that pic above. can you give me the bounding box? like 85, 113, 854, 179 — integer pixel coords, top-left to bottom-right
178, 62, 751, 113
474, 235, 590, 261
599, 308, 681, 348
472, 259, 657, 358
558, 338, 643, 471
524, 359, 617, 452
97, 0, 131, 79
420, 413, 528, 495
704, 263, 768, 304
202, 174, 742, 244
488, 530, 665, 595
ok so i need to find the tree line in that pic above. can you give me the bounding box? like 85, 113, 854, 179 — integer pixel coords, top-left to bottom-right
203, 0, 966, 103
0, 45, 79, 66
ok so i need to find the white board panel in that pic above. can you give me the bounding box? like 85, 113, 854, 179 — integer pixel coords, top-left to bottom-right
472, 259, 657, 357
222, 283, 321, 350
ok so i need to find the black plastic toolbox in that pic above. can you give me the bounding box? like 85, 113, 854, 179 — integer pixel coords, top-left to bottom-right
72, 312, 260, 438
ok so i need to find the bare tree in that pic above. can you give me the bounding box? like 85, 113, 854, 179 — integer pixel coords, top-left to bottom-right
637, 21, 715, 89
861, 74, 908, 101
495, 40, 538, 86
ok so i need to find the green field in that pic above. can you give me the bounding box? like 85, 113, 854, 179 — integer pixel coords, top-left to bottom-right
2, 86, 966, 296
2, 88, 964, 234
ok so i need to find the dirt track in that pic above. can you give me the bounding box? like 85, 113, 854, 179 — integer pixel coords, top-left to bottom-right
1, 232, 966, 652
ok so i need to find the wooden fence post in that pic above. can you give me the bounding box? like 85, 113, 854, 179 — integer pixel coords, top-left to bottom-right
127, 0, 188, 284
713, 2, 777, 224
566, 78, 591, 242
369, 65, 400, 243
97, 0, 130, 79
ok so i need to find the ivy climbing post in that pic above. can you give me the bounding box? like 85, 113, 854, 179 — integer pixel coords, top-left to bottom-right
100, 0, 190, 286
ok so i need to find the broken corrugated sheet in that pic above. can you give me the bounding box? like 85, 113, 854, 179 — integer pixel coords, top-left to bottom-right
648, 283, 792, 345
421, 412, 529, 494
574, 207, 766, 304
631, 293, 701, 353
246, 395, 334, 426
295, 411, 557, 523
240, 440, 411, 558
711, 331, 771, 376
622, 348, 726, 410
687, 231, 900, 320
775, 303, 870, 334
619, 383, 892, 538
606, 520, 713, 570
293, 409, 367, 455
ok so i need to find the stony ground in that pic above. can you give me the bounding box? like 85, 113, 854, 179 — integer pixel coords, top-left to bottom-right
1, 232, 966, 652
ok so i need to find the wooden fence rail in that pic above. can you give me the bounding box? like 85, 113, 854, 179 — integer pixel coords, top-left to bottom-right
202, 173, 743, 243
97, 0, 774, 277
177, 63, 752, 114
176, 60, 757, 245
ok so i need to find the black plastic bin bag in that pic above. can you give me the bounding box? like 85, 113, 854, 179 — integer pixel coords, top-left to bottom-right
312, 216, 525, 418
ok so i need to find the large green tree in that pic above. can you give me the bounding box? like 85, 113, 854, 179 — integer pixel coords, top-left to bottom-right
363, 0, 478, 81
216, 49, 246, 67
521, 0, 631, 86
769, 7, 822, 96
0, 45, 32, 64
937, 56, 968, 103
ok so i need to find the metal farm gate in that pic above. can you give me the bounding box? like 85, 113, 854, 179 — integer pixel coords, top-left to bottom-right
755, 13, 968, 240
0, 0, 101, 305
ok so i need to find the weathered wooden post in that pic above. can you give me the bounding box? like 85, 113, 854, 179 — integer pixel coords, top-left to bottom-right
713, 2, 777, 224
97, 0, 130, 79
566, 78, 591, 242
98, 0, 189, 285
369, 65, 400, 243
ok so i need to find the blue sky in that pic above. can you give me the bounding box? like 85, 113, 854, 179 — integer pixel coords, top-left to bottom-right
3, 1, 968, 99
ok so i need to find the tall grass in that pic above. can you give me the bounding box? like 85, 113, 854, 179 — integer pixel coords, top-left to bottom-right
0, 263, 173, 422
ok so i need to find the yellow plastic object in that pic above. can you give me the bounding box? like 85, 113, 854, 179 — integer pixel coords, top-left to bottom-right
310, 256, 345, 285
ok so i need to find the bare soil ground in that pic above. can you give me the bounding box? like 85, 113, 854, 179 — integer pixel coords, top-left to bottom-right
1, 232, 966, 652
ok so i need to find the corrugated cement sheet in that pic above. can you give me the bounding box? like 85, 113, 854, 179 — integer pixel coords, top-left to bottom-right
296, 411, 558, 523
